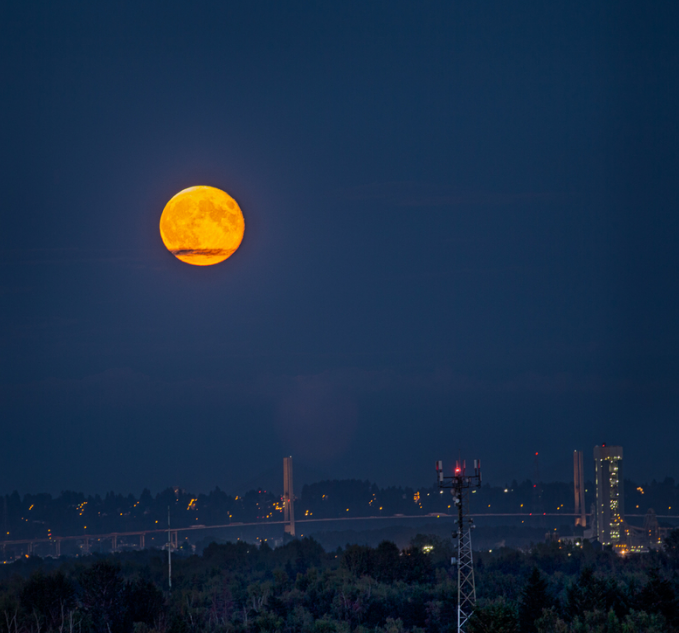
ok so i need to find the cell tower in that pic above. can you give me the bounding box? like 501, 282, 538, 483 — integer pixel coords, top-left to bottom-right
436, 459, 482, 633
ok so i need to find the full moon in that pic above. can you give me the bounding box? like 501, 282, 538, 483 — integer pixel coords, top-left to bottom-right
159, 186, 245, 266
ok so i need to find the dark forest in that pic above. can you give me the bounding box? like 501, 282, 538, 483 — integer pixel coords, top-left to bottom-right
1, 528, 678, 633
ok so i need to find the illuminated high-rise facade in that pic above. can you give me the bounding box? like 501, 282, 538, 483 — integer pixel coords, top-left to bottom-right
594, 445, 624, 546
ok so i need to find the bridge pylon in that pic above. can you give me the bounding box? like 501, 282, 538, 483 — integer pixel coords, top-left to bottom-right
283, 456, 295, 537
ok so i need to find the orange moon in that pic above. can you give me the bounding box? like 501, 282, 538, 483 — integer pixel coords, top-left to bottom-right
159, 186, 245, 266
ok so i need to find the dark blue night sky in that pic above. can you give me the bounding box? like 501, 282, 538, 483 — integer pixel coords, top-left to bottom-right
1, 2, 678, 494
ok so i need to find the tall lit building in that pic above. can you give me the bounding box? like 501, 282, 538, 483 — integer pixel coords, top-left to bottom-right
593, 445, 624, 546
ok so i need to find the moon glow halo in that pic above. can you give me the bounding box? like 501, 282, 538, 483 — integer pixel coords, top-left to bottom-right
159, 186, 245, 266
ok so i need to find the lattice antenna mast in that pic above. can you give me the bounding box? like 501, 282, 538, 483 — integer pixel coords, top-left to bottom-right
436, 459, 482, 633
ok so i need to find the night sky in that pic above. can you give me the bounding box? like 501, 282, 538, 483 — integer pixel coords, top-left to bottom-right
2, 2, 678, 495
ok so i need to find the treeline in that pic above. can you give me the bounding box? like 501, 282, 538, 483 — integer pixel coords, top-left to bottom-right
470, 527, 679, 632
0, 530, 678, 633
2, 477, 678, 541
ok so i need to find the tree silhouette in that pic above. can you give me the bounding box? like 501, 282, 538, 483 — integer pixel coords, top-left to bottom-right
469, 598, 518, 633
20, 571, 76, 632
565, 567, 607, 619
637, 567, 679, 627
664, 528, 679, 568
517, 567, 551, 633
78, 560, 127, 633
